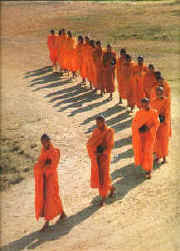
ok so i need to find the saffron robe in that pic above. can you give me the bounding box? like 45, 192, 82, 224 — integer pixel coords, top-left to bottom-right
47, 34, 58, 65
102, 51, 116, 93
132, 109, 160, 172
151, 97, 171, 158
34, 144, 64, 221
116, 56, 127, 99
87, 126, 114, 198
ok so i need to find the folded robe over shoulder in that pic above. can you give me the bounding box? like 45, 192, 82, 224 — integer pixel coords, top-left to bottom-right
132, 109, 160, 172
87, 126, 114, 198
34, 144, 63, 221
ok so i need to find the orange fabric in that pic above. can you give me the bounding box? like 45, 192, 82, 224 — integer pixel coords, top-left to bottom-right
132, 109, 160, 172
93, 47, 103, 90
134, 72, 146, 108
123, 61, 137, 106
57, 34, 67, 69
34, 144, 63, 221
143, 70, 156, 98
116, 56, 127, 98
102, 51, 116, 93
63, 37, 76, 71
151, 97, 171, 158
150, 81, 171, 101
80, 43, 91, 79
87, 126, 114, 198
47, 35, 58, 65
87, 47, 96, 85
129, 64, 148, 108
76, 43, 84, 73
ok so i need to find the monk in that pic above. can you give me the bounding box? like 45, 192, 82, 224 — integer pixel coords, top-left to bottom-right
63, 31, 76, 79
151, 87, 171, 164
123, 54, 137, 112
102, 44, 116, 100
87, 40, 96, 90
76, 36, 84, 81
34, 134, 66, 232
150, 75, 171, 101
93, 41, 103, 95
131, 56, 148, 109
56, 30, 63, 73
132, 98, 160, 179
47, 30, 58, 73
143, 64, 156, 98
57, 29, 67, 73
116, 48, 127, 104
80, 36, 91, 85
133, 56, 148, 74
87, 116, 115, 206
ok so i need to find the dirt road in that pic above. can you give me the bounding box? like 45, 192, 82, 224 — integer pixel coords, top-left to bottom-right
1, 2, 180, 251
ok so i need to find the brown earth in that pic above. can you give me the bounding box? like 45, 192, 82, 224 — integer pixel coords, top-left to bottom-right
0, 1, 180, 251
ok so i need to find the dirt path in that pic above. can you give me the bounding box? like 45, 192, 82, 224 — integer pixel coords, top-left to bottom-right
1, 2, 180, 251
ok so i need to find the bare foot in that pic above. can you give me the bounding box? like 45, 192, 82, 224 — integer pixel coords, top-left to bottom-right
145, 172, 151, 179
109, 187, 115, 198
56, 212, 67, 224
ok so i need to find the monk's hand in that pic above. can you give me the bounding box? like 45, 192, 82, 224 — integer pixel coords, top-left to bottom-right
45, 159, 51, 166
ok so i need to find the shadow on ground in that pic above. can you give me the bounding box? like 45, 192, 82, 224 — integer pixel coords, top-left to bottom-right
1, 204, 100, 251
91, 163, 146, 206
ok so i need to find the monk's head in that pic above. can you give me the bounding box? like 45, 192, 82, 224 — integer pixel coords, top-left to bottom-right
96, 41, 101, 47
85, 36, 89, 43
96, 115, 106, 130
156, 86, 164, 98
120, 48, 126, 57
137, 56, 144, 66
89, 40, 95, 48
50, 30, 55, 35
125, 54, 131, 63
61, 29, 65, 35
148, 64, 155, 72
67, 31, 72, 38
141, 98, 150, 111
107, 44, 112, 53
155, 71, 161, 80
78, 35, 83, 44
58, 30, 62, 36
41, 134, 51, 150
157, 76, 164, 85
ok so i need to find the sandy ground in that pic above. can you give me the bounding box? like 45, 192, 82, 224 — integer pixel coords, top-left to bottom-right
0, 1, 180, 251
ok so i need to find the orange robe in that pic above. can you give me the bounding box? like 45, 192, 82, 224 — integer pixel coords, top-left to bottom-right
58, 34, 67, 69
132, 109, 160, 172
71, 42, 78, 73
143, 71, 156, 98
34, 144, 64, 221
47, 34, 58, 65
130, 64, 148, 108
124, 61, 137, 106
81, 43, 91, 79
76, 43, 84, 74
151, 97, 171, 158
63, 37, 76, 71
134, 71, 146, 108
116, 56, 127, 99
93, 47, 103, 90
87, 126, 114, 198
102, 51, 116, 93
87, 47, 96, 86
